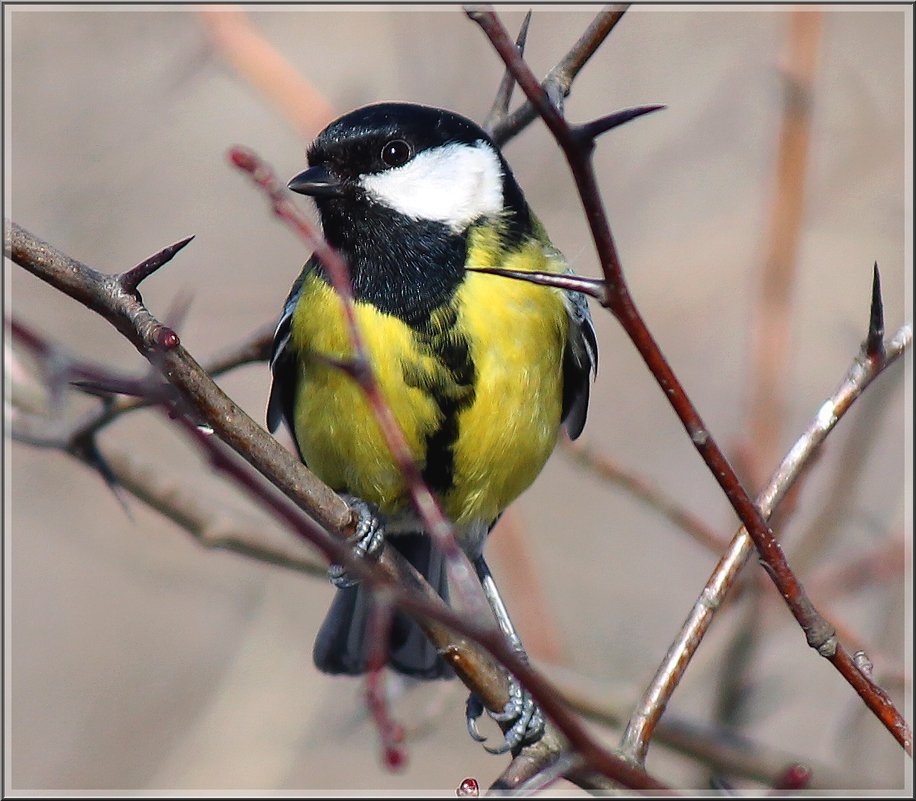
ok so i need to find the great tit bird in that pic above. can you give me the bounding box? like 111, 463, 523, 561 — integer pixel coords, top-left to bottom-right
268, 101, 600, 752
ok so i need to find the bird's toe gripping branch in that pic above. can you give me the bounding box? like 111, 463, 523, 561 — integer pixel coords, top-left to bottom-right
466, 675, 545, 755
326, 495, 386, 588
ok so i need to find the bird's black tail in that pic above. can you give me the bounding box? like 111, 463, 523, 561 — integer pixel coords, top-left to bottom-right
312, 532, 454, 679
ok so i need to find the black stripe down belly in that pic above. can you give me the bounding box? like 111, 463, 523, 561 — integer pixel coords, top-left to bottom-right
401, 303, 476, 495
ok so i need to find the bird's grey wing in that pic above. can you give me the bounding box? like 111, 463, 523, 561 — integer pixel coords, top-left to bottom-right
560, 276, 598, 441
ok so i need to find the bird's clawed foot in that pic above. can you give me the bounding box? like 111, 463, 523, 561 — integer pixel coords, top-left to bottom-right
326, 496, 385, 588
465, 675, 545, 755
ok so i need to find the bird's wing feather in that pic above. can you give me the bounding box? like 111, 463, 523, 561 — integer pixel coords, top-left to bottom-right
266, 263, 313, 447
560, 276, 598, 440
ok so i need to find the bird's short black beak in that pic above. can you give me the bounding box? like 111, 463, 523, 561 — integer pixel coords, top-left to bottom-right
288, 165, 344, 198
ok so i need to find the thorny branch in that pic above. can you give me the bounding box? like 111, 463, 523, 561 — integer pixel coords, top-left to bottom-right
621, 315, 910, 763
226, 148, 479, 594
561, 680, 868, 789
6, 221, 354, 536
485, 5, 629, 147
466, 3, 911, 759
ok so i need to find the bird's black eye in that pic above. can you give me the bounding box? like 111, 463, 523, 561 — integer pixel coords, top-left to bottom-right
380, 139, 412, 168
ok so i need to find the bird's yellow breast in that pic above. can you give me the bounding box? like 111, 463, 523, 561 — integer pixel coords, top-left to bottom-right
288, 234, 569, 527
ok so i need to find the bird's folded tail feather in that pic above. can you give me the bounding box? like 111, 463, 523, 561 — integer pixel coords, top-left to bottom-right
312, 532, 454, 679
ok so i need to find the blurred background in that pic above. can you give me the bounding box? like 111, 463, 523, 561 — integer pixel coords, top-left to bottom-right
5, 4, 911, 794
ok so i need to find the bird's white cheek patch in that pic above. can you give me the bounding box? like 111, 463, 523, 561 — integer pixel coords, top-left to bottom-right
359, 141, 504, 231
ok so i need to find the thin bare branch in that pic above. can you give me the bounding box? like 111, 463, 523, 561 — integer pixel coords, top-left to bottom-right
203, 319, 275, 375
485, 5, 629, 146
364, 598, 407, 770
483, 9, 531, 132
788, 364, 901, 573
102, 446, 327, 576
561, 681, 868, 789
619, 323, 912, 763
227, 146, 491, 624
466, 266, 607, 301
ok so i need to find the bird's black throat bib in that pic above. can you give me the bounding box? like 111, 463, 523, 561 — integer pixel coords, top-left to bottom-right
314, 197, 469, 328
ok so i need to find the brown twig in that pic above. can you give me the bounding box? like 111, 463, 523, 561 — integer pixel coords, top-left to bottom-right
619, 322, 911, 763
363, 597, 407, 770
202, 319, 275, 375
483, 9, 531, 133
89, 446, 327, 577
560, 681, 868, 789
465, 5, 912, 756
487, 5, 630, 147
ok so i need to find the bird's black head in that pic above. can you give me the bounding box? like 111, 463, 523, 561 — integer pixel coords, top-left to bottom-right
287, 103, 533, 322
290, 102, 531, 241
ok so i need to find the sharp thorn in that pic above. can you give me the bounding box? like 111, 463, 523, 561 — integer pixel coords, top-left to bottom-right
73, 436, 134, 521
865, 261, 885, 359
484, 10, 533, 131
467, 266, 608, 303
579, 103, 666, 142
120, 235, 196, 295
70, 379, 124, 399
516, 9, 532, 55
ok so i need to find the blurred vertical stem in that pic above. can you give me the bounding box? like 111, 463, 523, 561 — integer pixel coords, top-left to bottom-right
198, 8, 336, 138
746, 9, 822, 487
713, 9, 822, 762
